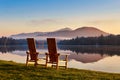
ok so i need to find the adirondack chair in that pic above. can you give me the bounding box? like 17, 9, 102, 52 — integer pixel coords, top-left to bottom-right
45, 38, 69, 69
26, 38, 39, 67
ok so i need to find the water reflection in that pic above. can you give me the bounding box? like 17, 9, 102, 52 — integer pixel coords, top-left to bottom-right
68, 55, 120, 73
0, 45, 120, 63
1, 45, 120, 56
0, 52, 26, 63
0, 45, 27, 53
58, 45, 120, 56
68, 53, 107, 63
0, 45, 120, 73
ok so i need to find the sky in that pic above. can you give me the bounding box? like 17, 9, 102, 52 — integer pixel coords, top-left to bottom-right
0, 0, 120, 37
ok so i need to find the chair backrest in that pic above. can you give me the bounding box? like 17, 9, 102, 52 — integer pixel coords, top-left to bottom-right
47, 38, 58, 63
27, 38, 37, 60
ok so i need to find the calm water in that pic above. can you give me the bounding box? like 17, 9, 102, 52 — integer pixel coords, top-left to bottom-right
0, 45, 120, 73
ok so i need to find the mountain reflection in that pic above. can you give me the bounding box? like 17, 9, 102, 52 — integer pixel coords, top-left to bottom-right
68, 53, 107, 63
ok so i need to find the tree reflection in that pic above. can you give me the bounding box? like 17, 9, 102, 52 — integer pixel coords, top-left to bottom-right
58, 45, 120, 56
0, 46, 27, 53
0, 45, 47, 53
1, 45, 120, 57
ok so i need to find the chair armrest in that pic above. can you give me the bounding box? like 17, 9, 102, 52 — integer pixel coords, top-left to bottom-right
45, 52, 60, 56
26, 51, 39, 54
58, 53, 70, 56
57, 53, 60, 56
26, 51, 30, 54
36, 52, 39, 55
58, 53, 69, 61
45, 52, 49, 55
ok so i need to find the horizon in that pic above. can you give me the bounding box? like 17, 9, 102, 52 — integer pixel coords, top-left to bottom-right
0, 0, 120, 37
9, 26, 110, 36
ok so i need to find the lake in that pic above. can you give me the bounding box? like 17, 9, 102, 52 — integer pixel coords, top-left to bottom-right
0, 45, 120, 73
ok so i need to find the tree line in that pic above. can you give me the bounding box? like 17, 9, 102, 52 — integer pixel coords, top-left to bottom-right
59, 35, 120, 45
1, 35, 120, 45
0, 36, 45, 46
0, 36, 27, 45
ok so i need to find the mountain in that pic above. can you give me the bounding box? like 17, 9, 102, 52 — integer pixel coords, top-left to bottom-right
54, 27, 72, 32
10, 27, 110, 40
72, 27, 109, 37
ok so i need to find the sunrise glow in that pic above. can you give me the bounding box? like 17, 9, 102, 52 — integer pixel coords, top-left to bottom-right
0, 0, 120, 37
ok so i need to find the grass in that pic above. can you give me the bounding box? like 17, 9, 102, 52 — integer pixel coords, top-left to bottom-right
0, 60, 120, 80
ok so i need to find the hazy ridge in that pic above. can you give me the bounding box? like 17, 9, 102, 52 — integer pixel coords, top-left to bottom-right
11, 27, 109, 40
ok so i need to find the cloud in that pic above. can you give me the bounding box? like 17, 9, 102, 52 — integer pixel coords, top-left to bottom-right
28, 19, 62, 27
86, 19, 120, 24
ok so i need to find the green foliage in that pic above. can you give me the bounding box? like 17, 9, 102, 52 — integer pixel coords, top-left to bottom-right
59, 35, 120, 45
0, 36, 27, 45
0, 60, 120, 80
0, 36, 45, 46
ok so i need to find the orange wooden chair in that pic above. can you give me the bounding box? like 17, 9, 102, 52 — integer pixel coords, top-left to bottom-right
45, 38, 69, 69
26, 38, 39, 67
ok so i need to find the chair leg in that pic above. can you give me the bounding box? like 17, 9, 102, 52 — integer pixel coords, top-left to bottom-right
34, 62, 37, 67
45, 55, 48, 68
26, 60, 28, 66
46, 63, 47, 68
34, 57, 38, 67
34, 61, 38, 67
56, 63, 58, 70
56, 57, 59, 70
52, 63, 54, 68
26, 52, 29, 66
65, 55, 68, 69
65, 61, 67, 69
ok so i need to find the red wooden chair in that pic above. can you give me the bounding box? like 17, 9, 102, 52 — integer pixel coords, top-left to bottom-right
45, 38, 69, 69
26, 38, 39, 67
